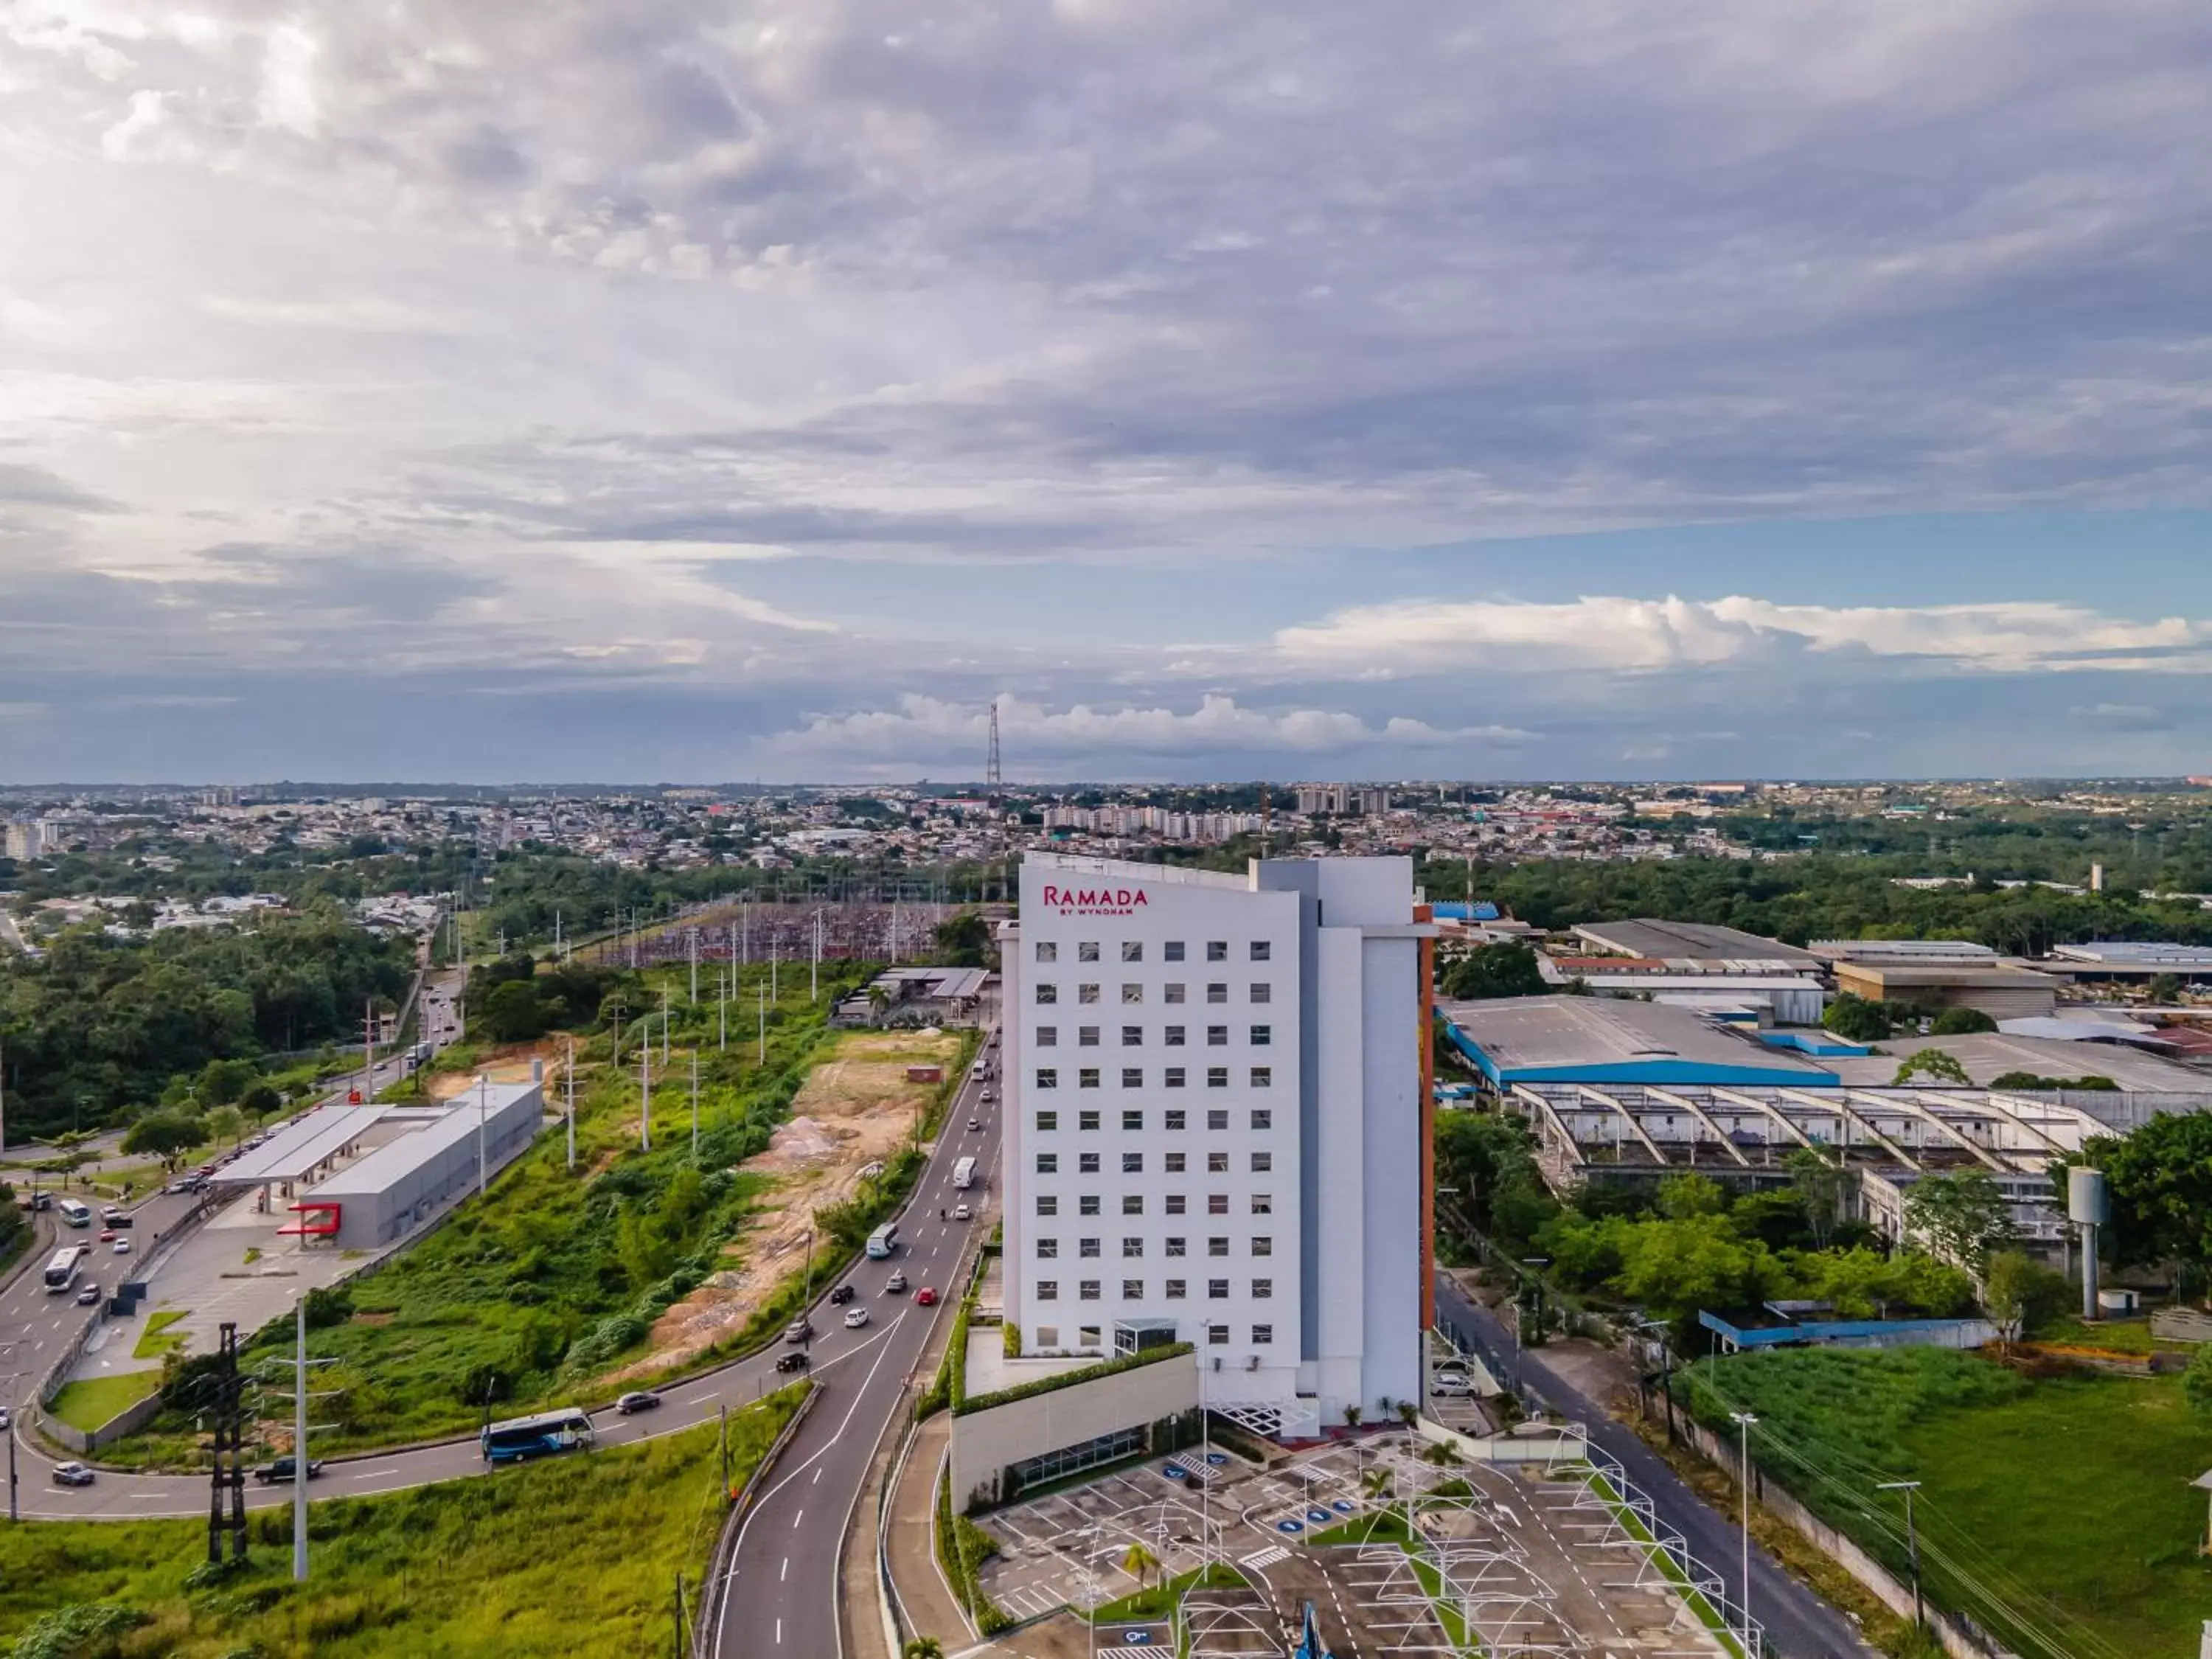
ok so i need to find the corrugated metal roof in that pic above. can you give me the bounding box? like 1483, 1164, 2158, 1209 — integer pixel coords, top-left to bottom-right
212, 1105, 390, 1184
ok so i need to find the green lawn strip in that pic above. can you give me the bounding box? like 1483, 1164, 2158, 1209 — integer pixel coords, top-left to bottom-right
1682, 1345, 2212, 1656
1091, 1561, 1248, 1626
133, 1310, 189, 1360
1, 1384, 800, 1658
1580, 1465, 1747, 1658
48, 1371, 161, 1433
1306, 1510, 1411, 1548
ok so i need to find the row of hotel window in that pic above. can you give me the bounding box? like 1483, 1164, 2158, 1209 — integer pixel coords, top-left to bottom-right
1037, 984, 1273, 1005
1037, 1237, 1271, 1257
1035, 1024, 1271, 1044
1037, 1150, 1273, 1174
1042, 1107, 1273, 1132
1035, 1068, 1272, 1092
1037, 1193, 1272, 1216
1033, 1325, 1274, 1348
1033, 1279, 1274, 1310
1038, 941, 1270, 962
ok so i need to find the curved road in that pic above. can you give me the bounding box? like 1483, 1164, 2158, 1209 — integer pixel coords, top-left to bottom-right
4, 1023, 1002, 1582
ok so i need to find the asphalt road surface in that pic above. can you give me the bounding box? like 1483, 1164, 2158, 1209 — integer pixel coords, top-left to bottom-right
709, 1042, 1003, 1658
1432, 1273, 1873, 1659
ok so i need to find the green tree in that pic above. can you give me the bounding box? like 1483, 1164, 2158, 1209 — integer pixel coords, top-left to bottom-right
1902, 1170, 2011, 1268
1656, 1172, 1728, 1220
903, 1642, 946, 1659
204, 1105, 246, 1147
1989, 1071, 2059, 1091
122, 1110, 205, 1161
1787, 1145, 1852, 1249
197, 1057, 258, 1107
2184, 1343, 2212, 1416
1980, 1248, 2067, 1345
933, 912, 992, 968
2148, 973, 2184, 1005
481, 978, 549, 1043
1823, 993, 1891, 1042
239, 1082, 282, 1120
1121, 1541, 1160, 1591
2075, 1113, 2212, 1280
1893, 1049, 1972, 1087
1439, 942, 1548, 1001
1931, 1006, 1998, 1035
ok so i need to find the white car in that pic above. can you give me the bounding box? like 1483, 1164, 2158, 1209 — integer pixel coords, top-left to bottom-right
111, 1238, 131, 1255
952, 1203, 973, 1222
843, 1307, 871, 1329
1430, 1368, 1473, 1398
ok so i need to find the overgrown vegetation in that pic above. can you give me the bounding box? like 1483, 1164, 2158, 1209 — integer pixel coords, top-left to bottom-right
0, 1391, 801, 1659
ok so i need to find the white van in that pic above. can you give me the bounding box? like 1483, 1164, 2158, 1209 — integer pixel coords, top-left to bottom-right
55, 1199, 92, 1229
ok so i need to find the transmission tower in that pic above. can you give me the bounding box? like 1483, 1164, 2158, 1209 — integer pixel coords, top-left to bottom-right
207, 1322, 248, 1564
986, 700, 1005, 902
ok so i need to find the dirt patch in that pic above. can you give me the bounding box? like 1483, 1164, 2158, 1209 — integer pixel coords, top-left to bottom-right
602, 1029, 964, 1383
423, 1040, 564, 1102
349, 1311, 395, 1327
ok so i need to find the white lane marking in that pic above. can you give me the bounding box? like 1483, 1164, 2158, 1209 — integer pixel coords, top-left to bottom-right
792, 1508, 804, 1530
813, 1467, 822, 1484
781, 1557, 789, 1582
776, 1618, 783, 1645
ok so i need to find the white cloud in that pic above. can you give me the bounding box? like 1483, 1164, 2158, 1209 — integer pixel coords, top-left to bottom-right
1275, 596, 2206, 675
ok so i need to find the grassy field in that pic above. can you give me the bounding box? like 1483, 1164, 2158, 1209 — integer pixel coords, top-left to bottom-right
106, 961, 871, 1461
133, 1311, 189, 1360
1681, 1346, 2212, 1658
0, 1387, 802, 1659
49, 1370, 161, 1432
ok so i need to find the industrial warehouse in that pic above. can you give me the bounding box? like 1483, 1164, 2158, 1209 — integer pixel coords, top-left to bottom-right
209, 1078, 546, 1252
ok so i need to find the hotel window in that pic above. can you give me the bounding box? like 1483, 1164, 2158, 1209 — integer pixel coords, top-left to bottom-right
1208, 1324, 1230, 1344
1035, 942, 1058, 963
1078, 983, 1100, 1004
1166, 1237, 1188, 1256
1079, 1237, 1100, 1258
1079, 1109, 1101, 1130
1079, 1026, 1099, 1047
1251, 940, 1272, 961
1078, 941, 1100, 962
1037, 1280, 1059, 1301
1207, 941, 1228, 961
1250, 1025, 1272, 1047
1208, 1236, 1229, 1256
1251, 1151, 1273, 1172
1165, 1025, 1186, 1046
1164, 1073, 1186, 1093
1208, 1194, 1229, 1215
1122, 1152, 1144, 1173
1080, 1194, 1101, 1215
1206, 1068, 1228, 1088
1121, 984, 1144, 1005
1078, 1071, 1100, 1091
1206, 1026, 1227, 1046
1166, 1279, 1187, 1298
1208, 1279, 1229, 1300
1250, 1109, 1272, 1130
1122, 941, 1144, 963
1035, 984, 1057, 1004
1035, 1026, 1058, 1046
1036, 1109, 1060, 1130
1122, 1194, 1144, 1215
1206, 983, 1228, 1004
1164, 941, 1186, 962
1164, 1152, 1186, 1173
1036, 1326, 1059, 1347
1122, 1108, 1144, 1130
1164, 983, 1186, 1004
1252, 1324, 1273, 1345
1122, 1279, 1144, 1298
1079, 1325, 1101, 1346
1250, 1068, 1272, 1088
1252, 1235, 1273, 1256
1036, 1152, 1059, 1174
1122, 1237, 1144, 1257
1251, 1194, 1273, 1214
1252, 1278, 1273, 1299
1079, 1281, 1101, 1300
1166, 1194, 1187, 1216
1036, 1071, 1059, 1093
1208, 1108, 1228, 1130
1121, 1026, 1143, 1047
1037, 1237, 1059, 1259
1250, 983, 1271, 1004
1207, 1151, 1229, 1174
1037, 1195, 1058, 1216
1079, 1151, 1100, 1173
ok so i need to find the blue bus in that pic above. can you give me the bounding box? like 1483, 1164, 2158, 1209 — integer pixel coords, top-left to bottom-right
481, 1407, 596, 1464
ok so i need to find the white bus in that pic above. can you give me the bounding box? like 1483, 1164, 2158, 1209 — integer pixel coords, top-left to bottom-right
951, 1157, 977, 1191
481, 1407, 596, 1464
55, 1199, 91, 1229
44, 1245, 88, 1293
866, 1222, 900, 1259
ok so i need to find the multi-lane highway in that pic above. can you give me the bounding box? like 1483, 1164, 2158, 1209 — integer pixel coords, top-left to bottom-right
709, 1040, 1003, 1656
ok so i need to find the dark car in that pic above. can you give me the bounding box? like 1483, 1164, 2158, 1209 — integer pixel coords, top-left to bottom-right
775, 1351, 810, 1374
783, 1318, 814, 1344
75, 1283, 100, 1307
829, 1283, 856, 1305
52, 1462, 95, 1488
253, 1456, 324, 1484
616, 1391, 661, 1415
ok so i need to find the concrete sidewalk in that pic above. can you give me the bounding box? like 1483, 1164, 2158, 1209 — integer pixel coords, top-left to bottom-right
886, 1411, 973, 1649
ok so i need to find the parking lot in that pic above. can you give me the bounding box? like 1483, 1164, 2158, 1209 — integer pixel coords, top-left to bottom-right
973, 1430, 1733, 1657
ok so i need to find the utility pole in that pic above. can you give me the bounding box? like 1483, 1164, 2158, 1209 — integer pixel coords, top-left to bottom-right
554, 908, 563, 961
810, 908, 821, 1004
293, 1295, 309, 1582
770, 945, 778, 1004
661, 988, 670, 1069
1731, 1411, 1759, 1655
690, 1051, 700, 1158
640, 1033, 653, 1152
1879, 1481, 1924, 1632
718, 970, 727, 1052
565, 1037, 577, 1174
689, 929, 698, 1005
757, 984, 766, 1065
476, 1075, 488, 1197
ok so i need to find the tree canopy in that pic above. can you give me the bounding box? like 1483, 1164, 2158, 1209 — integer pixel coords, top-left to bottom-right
1439, 942, 1548, 1001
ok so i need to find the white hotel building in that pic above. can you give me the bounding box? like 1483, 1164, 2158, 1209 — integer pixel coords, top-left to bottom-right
1001, 852, 1437, 1437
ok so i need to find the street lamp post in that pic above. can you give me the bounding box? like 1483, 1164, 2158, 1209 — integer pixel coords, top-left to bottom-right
1730, 1411, 1759, 1655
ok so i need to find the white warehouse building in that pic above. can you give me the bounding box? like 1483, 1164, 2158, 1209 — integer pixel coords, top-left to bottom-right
1001, 852, 1436, 1439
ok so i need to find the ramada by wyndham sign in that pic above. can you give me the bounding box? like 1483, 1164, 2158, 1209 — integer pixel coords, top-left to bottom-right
1040, 884, 1150, 917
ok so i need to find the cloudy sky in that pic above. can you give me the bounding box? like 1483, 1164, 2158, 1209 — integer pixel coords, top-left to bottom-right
4, 1, 2211, 783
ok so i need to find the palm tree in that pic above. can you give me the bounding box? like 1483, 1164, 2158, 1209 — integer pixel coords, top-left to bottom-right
1121, 1541, 1160, 1593
1359, 1466, 1395, 1541
1342, 1403, 1363, 1431
903, 1640, 945, 1659
1422, 1439, 1463, 1473
1394, 1397, 1420, 1429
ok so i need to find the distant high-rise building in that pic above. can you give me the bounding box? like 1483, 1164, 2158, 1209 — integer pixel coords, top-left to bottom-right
4, 820, 47, 861
1293, 785, 1390, 817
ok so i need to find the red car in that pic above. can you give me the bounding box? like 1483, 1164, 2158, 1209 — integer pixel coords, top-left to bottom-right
98, 1230, 117, 1242
915, 1287, 939, 1307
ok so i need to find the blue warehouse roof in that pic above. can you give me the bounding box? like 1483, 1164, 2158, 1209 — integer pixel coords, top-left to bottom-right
1437, 995, 1841, 1088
